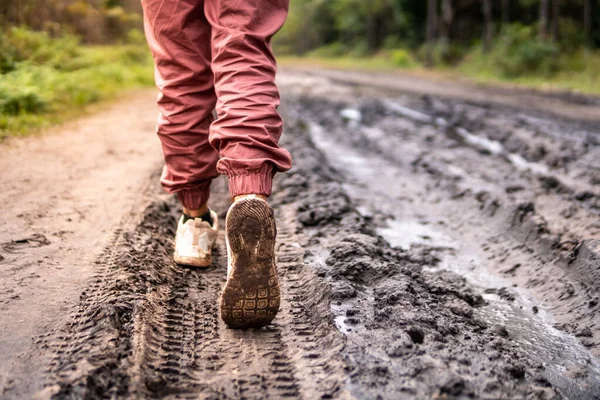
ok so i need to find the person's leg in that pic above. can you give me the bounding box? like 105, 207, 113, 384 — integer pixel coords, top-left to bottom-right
142, 0, 220, 267
142, 0, 219, 212
204, 0, 291, 328
204, 0, 292, 199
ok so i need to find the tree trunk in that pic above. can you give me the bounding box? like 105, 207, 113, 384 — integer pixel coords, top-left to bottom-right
426, 0, 438, 66
426, 0, 438, 43
366, 10, 377, 51
551, 0, 560, 42
539, 0, 549, 40
440, 0, 453, 48
481, 0, 493, 52
501, 0, 510, 27
584, 0, 591, 46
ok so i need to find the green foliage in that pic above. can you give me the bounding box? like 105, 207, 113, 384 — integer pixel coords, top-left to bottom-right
382, 36, 405, 51
388, 49, 416, 68
274, 0, 410, 55
125, 28, 146, 45
103, 6, 143, 41
488, 24, 560, 78
347, 40, 371, 58
1, 0, 144, 44
417, 41, 465, 66
0, 87, 47, 115
556, 18, 587, 51
308, 42, 349, 58
0, 27, 153, 140
274, 0, 338, 55
2, 27, 82, 70
0, 34, 18, 73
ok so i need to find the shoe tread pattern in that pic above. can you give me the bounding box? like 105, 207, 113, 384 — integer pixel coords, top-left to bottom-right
221, 198, 280, 328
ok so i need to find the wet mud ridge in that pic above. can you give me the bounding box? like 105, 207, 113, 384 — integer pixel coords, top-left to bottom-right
40, 84, 600, 398
271, 115, 567, 399
41, 176, 347, 399
278, 75, 600, 398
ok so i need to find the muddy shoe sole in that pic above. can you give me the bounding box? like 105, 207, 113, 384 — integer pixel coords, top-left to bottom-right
220, 198, 280, 329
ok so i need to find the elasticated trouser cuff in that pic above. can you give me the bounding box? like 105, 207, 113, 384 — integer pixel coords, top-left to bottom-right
175, 172, 274, 209
144, 0, 291, 208
228, 173, 273, 199
176, 186, 211, 210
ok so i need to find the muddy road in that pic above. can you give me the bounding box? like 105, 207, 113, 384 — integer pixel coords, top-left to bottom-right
1, 70, 599, 399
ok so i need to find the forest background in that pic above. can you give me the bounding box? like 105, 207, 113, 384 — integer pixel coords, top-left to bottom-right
1, 0, 598, 139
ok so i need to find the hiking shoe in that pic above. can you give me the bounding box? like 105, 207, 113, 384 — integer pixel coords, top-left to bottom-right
220, 195, 280, 328
173, 210, 219, 267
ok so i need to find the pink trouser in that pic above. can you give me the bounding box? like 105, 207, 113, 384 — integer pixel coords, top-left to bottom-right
142, 0, 292, 209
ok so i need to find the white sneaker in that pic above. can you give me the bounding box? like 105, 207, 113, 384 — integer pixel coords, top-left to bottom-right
173, 210, 219, 267
220, 195, 280, 328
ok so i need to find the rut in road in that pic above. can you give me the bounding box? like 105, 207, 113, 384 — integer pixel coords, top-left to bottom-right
41, 94, 584, 399
44, 177, 347, 399
279, 84, 600, 398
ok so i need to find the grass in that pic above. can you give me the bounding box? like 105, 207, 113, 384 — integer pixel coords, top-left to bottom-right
5, 26, 598, 142
0, 29, 154, 141
277, 49, 600, 98
460, 47, 600, 95
279, 55, 412, 71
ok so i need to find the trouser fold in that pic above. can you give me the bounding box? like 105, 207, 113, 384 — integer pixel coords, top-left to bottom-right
142, 0, 292, 208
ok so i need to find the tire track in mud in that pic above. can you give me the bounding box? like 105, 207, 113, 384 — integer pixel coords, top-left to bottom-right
46, 224, 135, 397
272, 116, 565, 399
274, 205, 348, 399
43, 198, 190, 398
282, 87, 600, 356
42, 178, 347, 399
40, 90, 599, 399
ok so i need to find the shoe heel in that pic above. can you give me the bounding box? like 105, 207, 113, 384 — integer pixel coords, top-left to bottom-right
220, 198, 280, 328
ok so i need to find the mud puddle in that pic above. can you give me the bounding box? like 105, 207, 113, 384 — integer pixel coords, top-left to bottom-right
275, 111, 563, 398
282, 78, 600, 329
382, 217, 600, 399
377, 219, 457, 250
295, 91, 600, 398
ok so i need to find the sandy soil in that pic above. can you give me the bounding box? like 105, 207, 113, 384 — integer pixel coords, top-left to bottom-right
0, 70, 599, 399
0, 90, 163, 397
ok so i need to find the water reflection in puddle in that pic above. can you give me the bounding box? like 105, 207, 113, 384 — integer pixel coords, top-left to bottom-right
377, 219, 457, 250
377, 218, 600, 400
308, 118, 600, 399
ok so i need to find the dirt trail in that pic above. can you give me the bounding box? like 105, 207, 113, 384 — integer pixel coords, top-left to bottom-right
0, 90, 163, 397
287, 67, 600, 123
1, 70, 600, 399
40, 177, 349, 399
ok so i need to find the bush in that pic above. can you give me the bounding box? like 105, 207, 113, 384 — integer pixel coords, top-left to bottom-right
417, 41, 465, 66
0, 88, 47, 115
0, 27, 153, 139
309, 42, 348, 58
3, 27, 81, 70
0, 65, 52, 114
556, 19, 587, 51
489, 24, 560, 78
388, 49, 415, 68
126, 28, 146, 45
347, 40, 371, 58
121, 45, 150, 64
382, 36, 403, 50
0, 34, 18, 73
